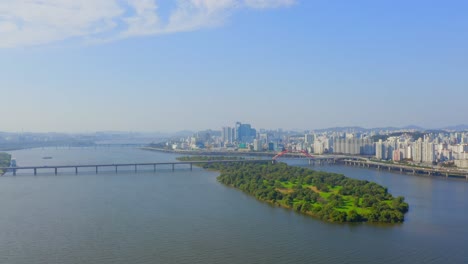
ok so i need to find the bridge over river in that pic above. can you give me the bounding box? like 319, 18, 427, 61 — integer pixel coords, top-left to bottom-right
339, 158, 468, 180
0, 159, 271, 176
2, 155, 467, 180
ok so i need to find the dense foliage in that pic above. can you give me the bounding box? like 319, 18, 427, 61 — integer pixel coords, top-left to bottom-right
0, 152, 12, 175
182, 156, 409, 223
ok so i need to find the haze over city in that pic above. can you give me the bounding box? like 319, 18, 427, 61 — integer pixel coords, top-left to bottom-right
1, 0, 467, 132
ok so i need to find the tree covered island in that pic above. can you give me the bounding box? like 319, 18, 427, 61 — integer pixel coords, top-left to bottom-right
0, 152, 12, 175
178, 156, 409, 223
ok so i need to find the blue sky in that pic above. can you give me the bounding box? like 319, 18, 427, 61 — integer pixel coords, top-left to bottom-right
1, 0, 467, 132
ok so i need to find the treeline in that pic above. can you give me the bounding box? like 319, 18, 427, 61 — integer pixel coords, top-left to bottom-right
189, 158, 408, 223
0, 152, 11, 175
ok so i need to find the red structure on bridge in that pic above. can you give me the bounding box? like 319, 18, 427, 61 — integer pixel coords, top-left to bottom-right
272, 149, 314, 160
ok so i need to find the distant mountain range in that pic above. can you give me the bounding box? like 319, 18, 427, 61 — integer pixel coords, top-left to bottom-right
312, 124, 468, 133
442, 124, 468, 131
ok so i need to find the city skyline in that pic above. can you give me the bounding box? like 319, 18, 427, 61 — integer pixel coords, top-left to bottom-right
1, 0, 468, 132
1, 122, 468, 134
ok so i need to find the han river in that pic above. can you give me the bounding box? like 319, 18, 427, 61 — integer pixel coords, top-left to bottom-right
0, 147, 467, 264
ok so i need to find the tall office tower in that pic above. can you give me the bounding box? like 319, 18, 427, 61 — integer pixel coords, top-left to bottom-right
234, 122, 256, 143
222, 127, 233, 144
235, 122, 241, 141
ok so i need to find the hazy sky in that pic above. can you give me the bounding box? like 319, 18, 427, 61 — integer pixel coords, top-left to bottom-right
1, 0, 467, 132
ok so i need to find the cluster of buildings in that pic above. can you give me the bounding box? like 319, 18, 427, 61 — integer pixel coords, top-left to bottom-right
375, 133, 468, 167
164, 123, 468, 169
222, 122, 257, 144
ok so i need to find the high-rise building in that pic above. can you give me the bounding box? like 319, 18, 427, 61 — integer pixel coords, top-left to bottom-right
407, 146, 412, 160
393, 149, 401, 161
335, 137, 374, 155
413, 138, 423, 163
253, 139, 263, 151
222, 127, 234, 144
235, 122, 256, 143
314, 140, 324, 154
376, 140, 385, 160
423, 141, 435, 163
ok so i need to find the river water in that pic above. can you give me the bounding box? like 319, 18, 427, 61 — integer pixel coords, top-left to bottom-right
0, 147, 467, 264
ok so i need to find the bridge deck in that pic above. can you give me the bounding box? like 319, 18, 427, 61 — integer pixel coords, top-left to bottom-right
0, 159, 271, 172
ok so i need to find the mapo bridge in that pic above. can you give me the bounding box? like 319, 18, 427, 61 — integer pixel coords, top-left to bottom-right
0, 159, 271, 176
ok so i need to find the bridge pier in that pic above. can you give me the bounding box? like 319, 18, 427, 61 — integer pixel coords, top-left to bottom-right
96, 166, 98, 174
13, 169, 16, 176
134, 164, 137, 173
75, 167, 78, 174
115, 166, 118, 173
154, 164, 157, 172
54, 168, 57, 175
190, 163, 193, 171
172, 164, 175, 172
34, 168, 37, 175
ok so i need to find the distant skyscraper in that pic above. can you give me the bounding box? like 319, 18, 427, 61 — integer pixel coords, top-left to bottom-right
222, 127, 234, 144
253, 139, 262, 151
234, 122, 256, 143
305, 134, 314, 144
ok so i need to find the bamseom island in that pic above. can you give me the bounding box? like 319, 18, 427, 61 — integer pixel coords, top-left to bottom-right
0, 153, 12, 175
178, 156, 409, 223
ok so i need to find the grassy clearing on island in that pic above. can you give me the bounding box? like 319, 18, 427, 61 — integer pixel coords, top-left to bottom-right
279, 181, 371, 215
